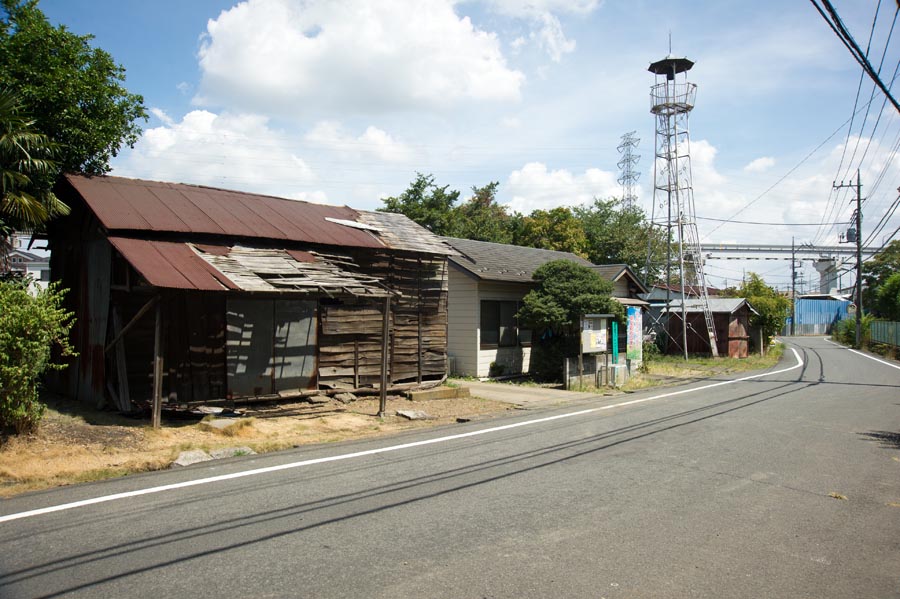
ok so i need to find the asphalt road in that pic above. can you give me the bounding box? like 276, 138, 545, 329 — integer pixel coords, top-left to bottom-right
1, 337, 898, 599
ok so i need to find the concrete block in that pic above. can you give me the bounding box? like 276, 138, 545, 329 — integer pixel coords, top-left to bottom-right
171, 450, 213, 467
396, 410, 435, 420
407, 386, 471, 401
210, 447, 257, 459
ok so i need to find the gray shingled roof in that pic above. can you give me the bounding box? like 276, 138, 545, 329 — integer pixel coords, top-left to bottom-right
441, 237, 592, 283
588, 264, 649, 294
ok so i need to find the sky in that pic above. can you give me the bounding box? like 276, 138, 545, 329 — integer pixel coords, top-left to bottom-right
36, 0, 900, 292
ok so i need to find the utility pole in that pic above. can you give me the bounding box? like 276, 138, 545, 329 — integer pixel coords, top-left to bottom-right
834, 170, 863, 348
790, 237, 796, 336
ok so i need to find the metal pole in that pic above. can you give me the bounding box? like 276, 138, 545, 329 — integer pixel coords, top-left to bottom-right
577, 316, 584, 387
679, 215, 688, 360
855, 170, 863, 349
378, 294, 390, 417
151, 298, 163, 429
790, 237, 796, 336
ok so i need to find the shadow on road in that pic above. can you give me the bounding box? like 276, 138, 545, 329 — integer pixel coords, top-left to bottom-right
0, 364, 820, 598
858, 430, 900, 450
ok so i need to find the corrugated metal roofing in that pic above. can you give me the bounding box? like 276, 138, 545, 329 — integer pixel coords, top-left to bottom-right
109, 237, 237, 291
109, 237, 392, 296
65, 174, 455, 253
442, 237, 592, 283
666, 298, 758, 314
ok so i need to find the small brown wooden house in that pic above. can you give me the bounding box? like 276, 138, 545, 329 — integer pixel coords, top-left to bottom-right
665, 298, 757, 358
47, 175, 455, 410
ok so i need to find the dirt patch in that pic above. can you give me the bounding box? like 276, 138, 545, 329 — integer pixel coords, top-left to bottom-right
0, 392, 514, 497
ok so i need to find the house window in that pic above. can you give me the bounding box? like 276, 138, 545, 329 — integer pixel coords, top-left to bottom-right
40, 269, 50, 282
480, 300, 531, 349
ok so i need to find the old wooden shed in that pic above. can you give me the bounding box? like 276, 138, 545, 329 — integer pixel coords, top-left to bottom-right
47, 175, 455, 411
664, 298, 757, 358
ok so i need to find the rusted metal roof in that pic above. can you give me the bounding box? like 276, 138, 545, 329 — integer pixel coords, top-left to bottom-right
66, 174, 395, 250
109, 237, 238, 291
109, 237, 393, 296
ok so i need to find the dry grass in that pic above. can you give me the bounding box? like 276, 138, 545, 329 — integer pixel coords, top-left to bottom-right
0, 393, 513, 497
621, 344, 785, 392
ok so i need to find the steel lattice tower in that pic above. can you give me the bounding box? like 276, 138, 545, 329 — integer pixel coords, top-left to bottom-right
648, 54, 719, 358
617, 131, 640, 208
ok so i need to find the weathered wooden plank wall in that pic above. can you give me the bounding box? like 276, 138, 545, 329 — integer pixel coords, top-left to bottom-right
317, 251, 449, 389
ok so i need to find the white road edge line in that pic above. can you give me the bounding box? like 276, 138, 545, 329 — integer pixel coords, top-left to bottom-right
823, 337, 900, 371
0, 348, 805, 524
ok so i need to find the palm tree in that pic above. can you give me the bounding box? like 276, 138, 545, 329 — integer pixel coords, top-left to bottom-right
0, 88, 68, 269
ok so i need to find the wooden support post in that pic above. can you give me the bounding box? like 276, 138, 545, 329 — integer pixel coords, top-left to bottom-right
353, 338, 360, 389
378, 295, 390, 418
151, 298, 164, 429
417, 255, 422, 385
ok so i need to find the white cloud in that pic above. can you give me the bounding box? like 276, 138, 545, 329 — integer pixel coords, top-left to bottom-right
114, 109, 329, 201
480, 0, 598, 61
744, 156, 775, 173
149, 108, 175, 126
504, 162, 619, 213
195, 0, 524, 115
305, 121, 415, 163
482, 0, 599, 14
530, 12, 575, 62
500, 116, 522, 128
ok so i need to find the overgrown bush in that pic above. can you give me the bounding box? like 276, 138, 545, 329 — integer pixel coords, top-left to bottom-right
642, 340, 661, 361
833, 314, 874, 347
0, 281, 75, 434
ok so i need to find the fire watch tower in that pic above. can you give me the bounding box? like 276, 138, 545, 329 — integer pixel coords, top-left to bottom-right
648, 54, 719, 357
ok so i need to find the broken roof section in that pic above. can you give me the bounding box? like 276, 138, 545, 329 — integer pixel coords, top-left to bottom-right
62, 174, 457, 297
108, 238, 393, 296
63, 174, 456, 256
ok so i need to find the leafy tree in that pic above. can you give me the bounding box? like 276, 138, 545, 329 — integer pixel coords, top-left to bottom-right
513, 207, 588, 256
725, 272, 790, 346
517, 260, 623, 381
1, 0, 146, 175
1, 89, 67, 229
874, 271, 900, 321
862, 240, 900, 310
518, 260, 623, 335
380, 172, 460, 235
447, 182, 514, 243
573, 197, 666, 281
0, 280, 75, 434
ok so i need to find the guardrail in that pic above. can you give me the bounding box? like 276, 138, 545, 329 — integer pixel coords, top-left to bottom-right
871, 320, 900, 347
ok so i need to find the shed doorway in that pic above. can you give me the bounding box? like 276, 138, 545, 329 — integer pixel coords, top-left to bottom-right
226, 298, 317, 397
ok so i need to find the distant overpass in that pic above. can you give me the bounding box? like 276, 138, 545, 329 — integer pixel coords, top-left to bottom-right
702, 243, 876, 260
701, 244, 878, 293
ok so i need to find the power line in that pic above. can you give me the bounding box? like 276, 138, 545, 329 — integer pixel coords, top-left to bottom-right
696, 216, 849, 226
810, 0, 900, 113
702, 112, 857, 240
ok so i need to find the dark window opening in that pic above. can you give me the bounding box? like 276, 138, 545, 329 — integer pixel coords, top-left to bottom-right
480, 300, 531, 349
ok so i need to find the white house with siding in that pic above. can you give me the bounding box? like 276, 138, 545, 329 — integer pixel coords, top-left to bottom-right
442, 237, 595, 378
